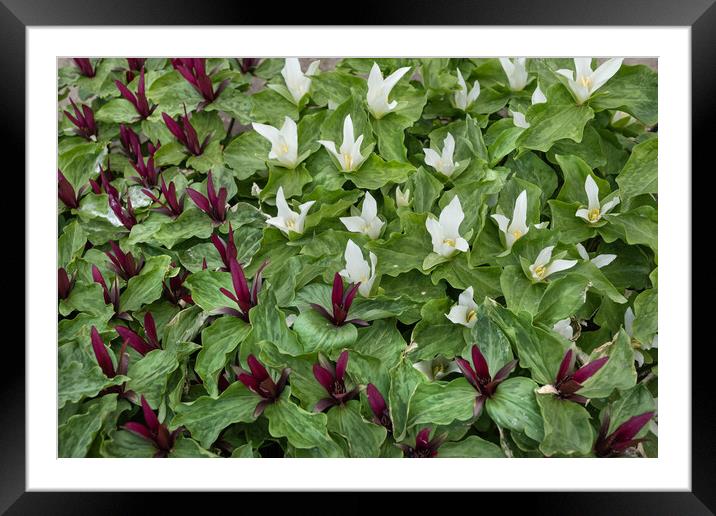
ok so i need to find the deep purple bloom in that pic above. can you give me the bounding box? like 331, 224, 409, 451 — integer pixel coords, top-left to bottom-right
91, 265, 131, 321
456, 344, 518, 418
64, 98, 98, 140
210, 224, 238, 271
105, 241, 144, 281
312, 351, 360, 412
128, 138, 162, 188
238, 58, 260, 74
163, 266, 194, 306
186, 171, 228, 224
143, 178, 184, 218
161, 109, 209, 156
58, 169, 85, 209
73, 58, 95, 77
119, 124, 141, 161
89, 165, 117, 197
234, 355, 291, 417
116, 312, 161, 356
123, 395, 182, 458
115, 68, 156, 120
125, 58, 146, 83
595, 411, 655, 457
550, 349, 609, 404
107, 189, 138, 230
310, 273, 369, 328
171, 58, 228, 104
58, 267, 75, 300
90, 325, 129, 379
217, 258, 269, 322
366, 383, 392, 432
397, 427, 447, 458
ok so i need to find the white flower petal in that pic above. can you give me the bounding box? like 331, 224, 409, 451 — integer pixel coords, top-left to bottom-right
591, 254, 617, 268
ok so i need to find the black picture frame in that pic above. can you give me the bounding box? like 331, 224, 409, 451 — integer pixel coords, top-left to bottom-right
5, 0, 707, 512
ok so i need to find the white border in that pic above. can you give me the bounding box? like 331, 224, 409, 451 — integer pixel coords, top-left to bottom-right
28, 27, 690, 491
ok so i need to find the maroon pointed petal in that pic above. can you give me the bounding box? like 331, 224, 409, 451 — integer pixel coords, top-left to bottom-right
335, 350, 349, 381
122, 422, 154, 442
250, 260, 269, 305
343, 282, 360, 310
229, 260, 251, 311
115, 79, 138, 108
90, 326, 115, 378
246, 355, 269, 382
91, 264, 106, 288
416, 428, 432, 449
275, 368, 291, 395
331, 273, 344, 307
253, 399, 270, 418
312, 364, 335, 393
216, 187, 228, 221
470, 344, 490, 382
310, 303, 334, 322
610, 412, 655, 443
565, 393, 590, 404
140, 395, 160, 433
492, 359, 519, 384
115, 325, 152, 356
213, 306, 246, 319
572, 356, 609, 384
346, 318, 370, 327
455, 357, 478, 389
143, 312, 160, 348
185, 188, 211, 214
161, 112, 184, 141
473, 395, 486, 419
210, 233, 228, 266
429, 432, 448, 455
556, 348, 575, 383
58, 268, 72, 299
219, 287, 239, 304
366, 383, 387, 417
206, 171, 218, 206
313, 397, 337, 413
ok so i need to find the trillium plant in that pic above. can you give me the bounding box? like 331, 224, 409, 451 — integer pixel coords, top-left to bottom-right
58, 56, 658, 459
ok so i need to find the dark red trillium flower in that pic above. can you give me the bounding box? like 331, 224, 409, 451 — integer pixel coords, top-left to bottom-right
64, 98, 98, 140
123, 395, 182, 458
143, 178, 184, 219
311, 273, 369, 328
162, 108, 209, 156
108, 189, 138, 230
89, 164, 117, 197
551, 349, 609, 404
456, 344, 518, 418
210, 224, 238, 271
91, 325, 129, 379
73, 58, 95, 78
163, 266, 193, 306
312, 351, 360, 412
58, 267, 76, 299
218, 258, 269, 322
119, 124, 141, 161
125, 57, 146, 83
235, 355, 291, 417
238, 58, 260, 74
128, 138, 162, 188
105, 241, 144, 281
171, 58, 229, 104
397, 427, 447, 458
366, 383, 393, 432
116, 312, 161, 356
58, 169, 85, 209
595, 411, 655, 457
92, 265, 131, 321
186, 171, 228, 224
115, 68, 157, 120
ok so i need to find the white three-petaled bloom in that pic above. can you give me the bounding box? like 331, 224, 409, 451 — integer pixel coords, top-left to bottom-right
499, 58, 529, 91
317, 114, 367, 172
453, 69, 480, 111
424, 133, 459, 177
413, 356, 461, 381
624, 307, 658, 367
281, 58, 320, 104
532, 84, 547, 104
426, 195, 469, 258
339, 239, 377, 298
529, 246, 578, 282
266, 186, 315, 235
556, 58, 623, 105
553, 318, 574, 340
575, 175, 620, 224
446, 286, 479, 328
340, 191, 384, 240
395, 186, 410, 208
576, 243, 617, 269
491, 190, 534, 251
252, 116, 299, 169
366, 62, 411, 119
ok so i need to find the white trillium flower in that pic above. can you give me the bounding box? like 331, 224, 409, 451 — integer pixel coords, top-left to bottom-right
317, 114, 367, 172
445, 286, 479, 328
266, 186, 315, 235
624, 307, 658, 367
395, 186, 411, 208
340, 191, 385, 240
556, 58, 623, 105
339, 239, 377, 298
532, 84, 547, 104
575, 175, 620, 224
510, 110, 530, 129
453, 69, 480, 111
529, 246, 578, 282
366, 62, 411, 119
252, 116, 299, 169
424, 133, 459, 177
281, 58, 320, 104
491, 190, 532, 251
576, 243, 617, 269
425, 195, 469, 257
251, 182, 262, 197
413, 356, 461, 381
553, 318, 574, 340
499, 57, 529, 91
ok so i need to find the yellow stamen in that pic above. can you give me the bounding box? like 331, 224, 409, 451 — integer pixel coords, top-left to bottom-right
443, 238, 456, 247
579, 76, 592, 89
534, 265, 547, 279
343, 154, 353, 171
432, 363, 444, 378
587, 208, 601, 222
285, 218, 295, 229
512, 229, 523, 240
467, 309, 477, 323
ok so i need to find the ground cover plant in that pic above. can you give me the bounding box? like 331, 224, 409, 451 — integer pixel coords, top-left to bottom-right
57, 57, 658, 458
